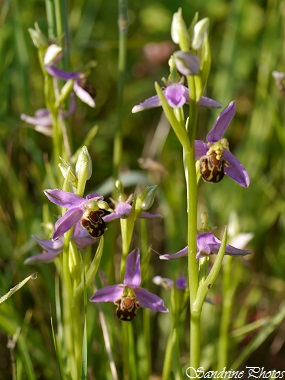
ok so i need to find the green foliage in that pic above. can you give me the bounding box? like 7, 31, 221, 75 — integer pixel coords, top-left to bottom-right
0, 0, 285, 378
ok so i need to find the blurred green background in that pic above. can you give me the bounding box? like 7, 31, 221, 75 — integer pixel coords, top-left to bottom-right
0, 0, 285, 378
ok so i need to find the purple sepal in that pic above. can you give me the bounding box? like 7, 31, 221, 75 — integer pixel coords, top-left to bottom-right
53, 208, 84, 240
124, 249, 141, 287
207, 101, 236, 142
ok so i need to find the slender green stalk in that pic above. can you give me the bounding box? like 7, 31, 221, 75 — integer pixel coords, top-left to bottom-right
217, 256, 233, 368
45, 0, 56, 39
155, 70, 200, 369
186, 76, 200, 369
54, 0, 70, 68
113, 0, 128, 180
217, 256, 243, 368
122, 323, 130, 380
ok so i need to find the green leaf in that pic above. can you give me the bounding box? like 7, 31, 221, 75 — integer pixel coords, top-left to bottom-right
0, 273, 37, 305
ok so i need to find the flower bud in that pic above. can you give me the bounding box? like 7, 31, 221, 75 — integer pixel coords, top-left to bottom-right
59, 79, 74, 105
171, 9, 190, 49
114, 180, 128, 202
173, 51, 200, 76
191, 18, 209, 50
199, 212, 211, 232
58, 157, 77, 187
75, 146, 92, 181
44, 44, 63, 66
137, 185, 157, 211
28, 23, 48, 49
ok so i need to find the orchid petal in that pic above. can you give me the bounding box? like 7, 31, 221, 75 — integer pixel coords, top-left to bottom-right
24, 251, 60, 264
86, 193, 104, 201
194, 140, 208, 159
89, 284, 124, 303
132, 94, 161, 113
197, 232, 252, 258
106, 202, 132, 221
124, 249, 141, 287
210, 237, 252, 256
176, 276, 187, 289
35, 109, 50, 117
139, 211, 161, 219
102, 213, 119, 222
53, 208, 83, 240
174, 86, 222, 109
207, 101, 236, 142
32, 235, 63, 254
21, 111, 52, 126
153, 276, 174, 289
173, 51, 200, 76
74, 80, 96, 108
223, 243, 252, 256
197, 232, 217, 258
160, 246, 188, 260
44, 189, 85, 208
61, 93, 77, 118
230, 233, 253, 249
44, 65, 78, 80
223, 149, 250, 188
114, 202, 132, 217
135, 288, 168, 312
73, 235, 96, 248
198, 96, 222, 109
164, 84, 187, 108
73, 222, 96, 247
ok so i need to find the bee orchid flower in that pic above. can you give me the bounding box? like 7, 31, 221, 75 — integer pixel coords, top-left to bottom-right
90, 249, 168, 321
195, 101, 250, 187
160, 230, 252, 260
132, 82, 221, 113
44, 189, 110, 240
44, 65, 96, 108
25, 223, 97, 264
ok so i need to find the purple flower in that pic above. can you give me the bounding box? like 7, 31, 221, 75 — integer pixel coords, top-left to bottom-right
102, 197, 161, 222
44, 189, 109, 240
21, 93, 76, 136
90, 249, 168, 321
132, 82, 221, 113
160, 230, 252, 260
195, 101, 250, 187
25, 223, 97, 264
45, 65, 96, 108
153, 275, 187, 290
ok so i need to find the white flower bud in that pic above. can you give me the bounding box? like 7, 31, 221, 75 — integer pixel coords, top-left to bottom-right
191, 18, 209, 50
171, 9, 190, 48
75, 146, 92, 181
44, 44, 63, 65
28, 23, 48, 49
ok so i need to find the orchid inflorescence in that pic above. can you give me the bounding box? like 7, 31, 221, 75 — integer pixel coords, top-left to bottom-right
25, 11, 252, 329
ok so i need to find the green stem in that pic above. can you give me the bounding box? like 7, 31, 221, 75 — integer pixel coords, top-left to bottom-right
54, 0, 70, 68
217, 256, 233, 368
185, 77, 200, 368
217, 255, 243, 368
45, 0, 56, 39
113, 0, 128, 180
194, 228, 227, 312
122, 323, 130, 380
